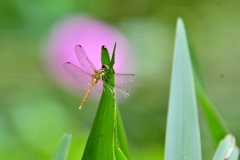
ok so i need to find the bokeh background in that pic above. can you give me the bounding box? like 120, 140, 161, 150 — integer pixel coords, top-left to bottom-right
1, 0, 240, 159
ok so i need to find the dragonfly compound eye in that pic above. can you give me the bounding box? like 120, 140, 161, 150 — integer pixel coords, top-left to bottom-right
102, 64, 109, 70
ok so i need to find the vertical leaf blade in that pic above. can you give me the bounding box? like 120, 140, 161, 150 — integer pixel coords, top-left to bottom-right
82, 45, 129, 160
165, 18, 201, 160
82, 88, 116, 160
51, 133, 71, 160
196, 82, 228, 146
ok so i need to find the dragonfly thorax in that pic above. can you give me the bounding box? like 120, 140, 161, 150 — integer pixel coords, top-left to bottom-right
93, 64, 109, 83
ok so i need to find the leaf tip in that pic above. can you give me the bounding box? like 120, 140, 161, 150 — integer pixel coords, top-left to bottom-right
102, 45, 107, 50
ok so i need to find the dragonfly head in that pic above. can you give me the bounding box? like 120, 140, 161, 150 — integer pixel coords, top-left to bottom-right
102, 64, 109, 71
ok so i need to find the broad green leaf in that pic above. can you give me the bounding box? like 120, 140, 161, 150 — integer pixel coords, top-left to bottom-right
187, 29, 228, 146
213, 134, 239, 160
51, 132, 71, 160
82, 44, 129, 160
165, 18, 201, 160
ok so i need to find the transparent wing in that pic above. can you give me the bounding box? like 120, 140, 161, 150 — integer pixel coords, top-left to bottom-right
75, 45, 96, 74
89, 78, 130, 98
91, 80, 129, 98
103, 81, 130, 98
115, 73, 135, 84
63, 62, 93, 86
93, 80, 103, 94
113, 84, 129, 98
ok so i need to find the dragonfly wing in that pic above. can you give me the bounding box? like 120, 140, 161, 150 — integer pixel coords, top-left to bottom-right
114, 84, 129, 98
93, 80, 103, 94
75, 45, 96, 74
115, 73, 135, 84
63, 62, 93, 86
103, 81, 130, 98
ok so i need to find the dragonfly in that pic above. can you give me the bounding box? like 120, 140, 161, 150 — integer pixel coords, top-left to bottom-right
63, 44, 135, 109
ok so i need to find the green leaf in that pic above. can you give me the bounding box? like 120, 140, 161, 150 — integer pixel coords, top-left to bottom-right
110, 43, 116, 68
101, 45, 111, 66
165, 18, 201, 160
213, 134, 239, 160
114, 108, 130, 160
51, 132, 71, 160
196, 82, 228, 146
186, 28, 228, 146
82, 45, 129, 160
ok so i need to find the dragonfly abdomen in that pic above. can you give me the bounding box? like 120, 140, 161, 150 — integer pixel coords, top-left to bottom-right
79, 81, 96, 109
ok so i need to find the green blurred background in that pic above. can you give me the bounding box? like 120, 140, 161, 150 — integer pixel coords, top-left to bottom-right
1, 0, 240, 159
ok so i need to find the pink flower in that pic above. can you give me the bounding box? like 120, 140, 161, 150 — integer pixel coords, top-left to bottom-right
41, 15, 133, 95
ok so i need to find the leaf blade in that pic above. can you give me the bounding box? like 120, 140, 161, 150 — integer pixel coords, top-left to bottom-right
165, 18, 201, 160
82, 45, 129, 160
213, 134, 239, 160
51, 132, 71, 160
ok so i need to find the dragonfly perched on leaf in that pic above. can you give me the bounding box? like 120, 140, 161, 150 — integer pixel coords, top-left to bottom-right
63, 44, 135, 109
